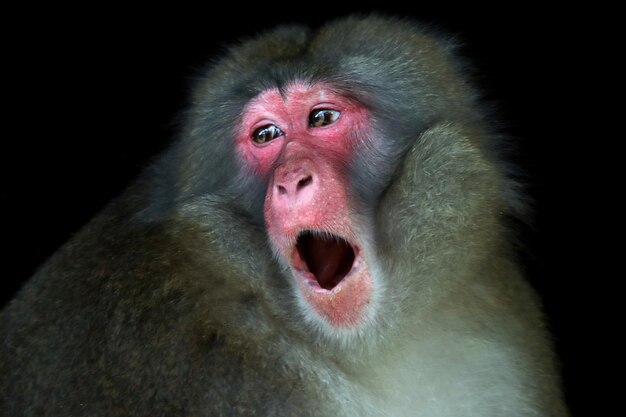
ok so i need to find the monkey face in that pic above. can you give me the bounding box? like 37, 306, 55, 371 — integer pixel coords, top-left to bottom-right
236, 81, 379, 329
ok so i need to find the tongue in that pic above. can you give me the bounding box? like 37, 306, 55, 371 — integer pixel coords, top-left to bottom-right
300, 235, 354, 290
312, 240, 346, 289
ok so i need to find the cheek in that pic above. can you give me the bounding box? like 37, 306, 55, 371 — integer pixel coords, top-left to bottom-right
236, 139, 282, 177
316, 109, 370, 157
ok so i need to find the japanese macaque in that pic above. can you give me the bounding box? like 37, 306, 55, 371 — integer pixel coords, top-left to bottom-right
0, 15, 567, 417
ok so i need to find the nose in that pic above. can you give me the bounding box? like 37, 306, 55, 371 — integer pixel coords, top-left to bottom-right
272, 163, 316, 208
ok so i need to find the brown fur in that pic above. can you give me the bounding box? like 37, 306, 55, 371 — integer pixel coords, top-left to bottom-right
0, 15, 567, 416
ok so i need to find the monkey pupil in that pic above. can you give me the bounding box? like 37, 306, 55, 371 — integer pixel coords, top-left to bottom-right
309, 109, 340, 128
311, 111, 324, 127
252, 124, 282, 144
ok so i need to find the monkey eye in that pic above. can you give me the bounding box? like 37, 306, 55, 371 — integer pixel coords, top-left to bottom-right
252, 124, 284, 144
308, 109, 340, 128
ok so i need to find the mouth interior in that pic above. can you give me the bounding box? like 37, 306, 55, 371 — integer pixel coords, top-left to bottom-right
296, 231, 355, 290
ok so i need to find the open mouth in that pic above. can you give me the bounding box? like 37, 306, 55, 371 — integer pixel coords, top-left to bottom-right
294, 231, 357, 290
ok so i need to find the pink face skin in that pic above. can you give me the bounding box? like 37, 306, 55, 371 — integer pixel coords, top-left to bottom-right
236, 82, 374, 328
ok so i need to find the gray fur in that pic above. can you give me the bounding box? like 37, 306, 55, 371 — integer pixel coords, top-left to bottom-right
0, 15, 567, 416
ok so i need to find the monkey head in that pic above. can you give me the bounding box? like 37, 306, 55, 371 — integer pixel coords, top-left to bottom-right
168, 18, 487, 342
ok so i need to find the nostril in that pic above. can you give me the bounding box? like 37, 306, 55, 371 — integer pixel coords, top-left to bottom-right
275, 172, 314, 199
297, 175, 313, 191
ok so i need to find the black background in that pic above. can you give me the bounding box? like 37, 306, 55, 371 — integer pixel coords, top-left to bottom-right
2, 4, 594, 415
